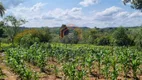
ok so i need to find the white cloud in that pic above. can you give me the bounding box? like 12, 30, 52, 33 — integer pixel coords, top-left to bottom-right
79, 0, 98, 7
0, 0, 27, 9
5, 3, 85, 27
129, 12, 142, 18
115, 12, 129, 18
91, 6, 142, 27
4, 3, 142, 28
46, 7, 83, 20
31, 2, 47, 12
6, 2, 47, 19
94, 6, 122, 21
71, 7, 82, 12
96, 6, 122, 16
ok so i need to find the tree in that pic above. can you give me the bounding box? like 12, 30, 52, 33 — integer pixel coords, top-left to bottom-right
0, 21, 5, 48
113, 27, 132, 46
135, 29, 142, 50
4, 16, 27, 46
123, 0, 142, 11
88, 28, 100, 44
0, 2, 5, 17
38, 27, 51, 42
0, 2, 5, 48
0, 28, 3, 48
0, 23, 4, 37
82, 30, 90, 43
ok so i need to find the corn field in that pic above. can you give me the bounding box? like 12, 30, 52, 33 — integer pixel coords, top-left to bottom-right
3, 43, 142, 80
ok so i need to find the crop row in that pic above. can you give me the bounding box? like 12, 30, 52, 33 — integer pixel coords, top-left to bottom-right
5, 48, 38, 80
5, 43, 142, 80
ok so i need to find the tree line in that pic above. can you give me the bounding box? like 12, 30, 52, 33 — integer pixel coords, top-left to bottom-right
57, 25, 142, 50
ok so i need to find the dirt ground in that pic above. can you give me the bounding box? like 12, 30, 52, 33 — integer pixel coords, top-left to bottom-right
0, 52, 142, 80
0, 53, 17, 80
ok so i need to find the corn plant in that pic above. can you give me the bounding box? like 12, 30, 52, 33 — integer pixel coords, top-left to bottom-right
3, 43, 142, 80
110, 54, 119, 80
102, 54, 111, 80
130, 50, 141, 80
5, 48, 38, 80
118, 49, 131, 80
76, 67, 87, 80
63, 62, 76, 80
23, 43, 47, 72
85, 54, 94, 73
93, 49, 104, 74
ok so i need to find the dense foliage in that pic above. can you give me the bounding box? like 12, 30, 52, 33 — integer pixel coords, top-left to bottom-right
0, 28, 4, 38
113, 27, 133, 46
14, 28, 51, 47
0, 21, 5, 38
6, 48, 38, 80
50, 26, 142, 50
4, 16, 26, 46
135, 29, 142, 50
96, 36, 110, 45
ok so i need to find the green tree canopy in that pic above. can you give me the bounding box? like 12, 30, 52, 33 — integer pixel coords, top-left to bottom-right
0, 21, 5, 37
113, 27, 132, 46
0, 28, 4, 37
135, 29, 142, 50
4, 16, 27, 46
123, 0, 142, 11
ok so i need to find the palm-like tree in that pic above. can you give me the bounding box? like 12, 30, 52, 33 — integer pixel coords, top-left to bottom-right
0, 2, 5, 17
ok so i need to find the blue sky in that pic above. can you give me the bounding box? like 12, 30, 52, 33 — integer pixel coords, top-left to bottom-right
0, 0, 142, 28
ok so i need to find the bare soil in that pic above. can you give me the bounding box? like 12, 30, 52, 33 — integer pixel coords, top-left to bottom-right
0, 53, 18, 80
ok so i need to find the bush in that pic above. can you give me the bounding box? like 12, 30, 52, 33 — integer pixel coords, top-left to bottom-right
20, 34, 40, 48
14, 28, 51, 47
51, 34, 60, 43
60, 35, 71, 44
14, 29, 39, 44
135, 29, 142, 50
37, 28, 51, 42
0, 28, 4, 37
97, 37, 110, 46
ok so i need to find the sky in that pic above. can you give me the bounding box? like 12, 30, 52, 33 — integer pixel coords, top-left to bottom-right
0, 0, 142, 28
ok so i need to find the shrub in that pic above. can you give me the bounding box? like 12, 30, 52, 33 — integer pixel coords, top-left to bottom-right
97, 37, 110, 46
0, 28, 4, 37
20, 34, 40, 48
135, 29, 142, 50
37, 28, 51, 42
60, 35, 71, 44
14, 29, 38, 44
14, 28, 51, 47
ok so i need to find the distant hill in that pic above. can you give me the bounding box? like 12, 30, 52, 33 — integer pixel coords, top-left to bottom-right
19, 26, 141, 35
